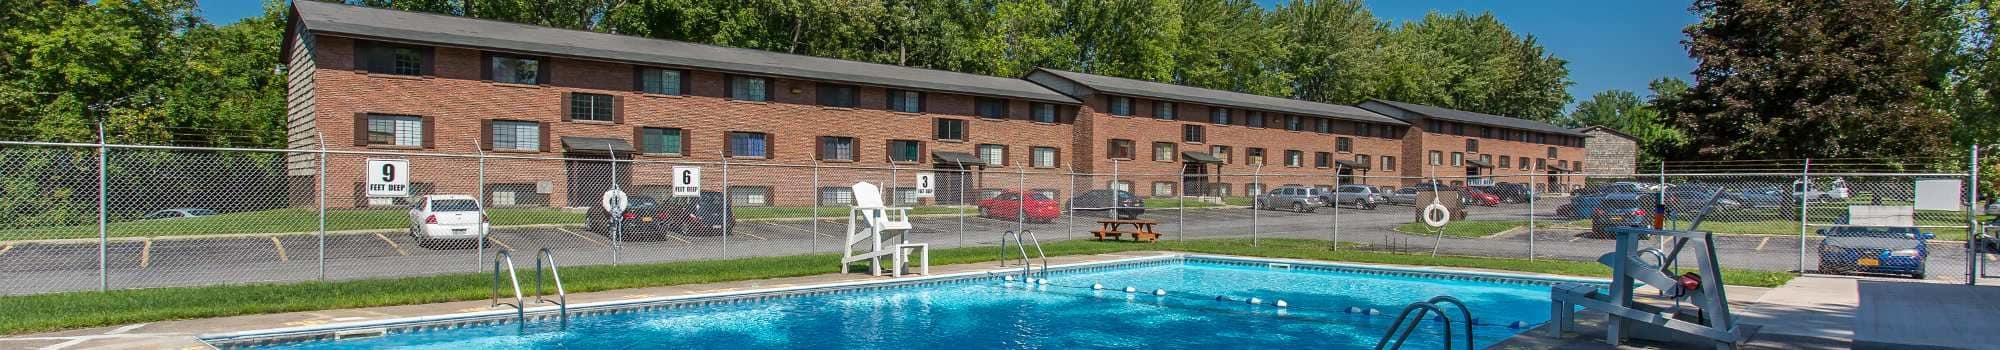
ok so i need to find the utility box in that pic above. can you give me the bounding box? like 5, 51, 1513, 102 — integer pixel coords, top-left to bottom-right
1413, 191, 1467, 222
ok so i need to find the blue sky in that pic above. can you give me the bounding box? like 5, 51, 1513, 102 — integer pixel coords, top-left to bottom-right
199, 0, 1695, 109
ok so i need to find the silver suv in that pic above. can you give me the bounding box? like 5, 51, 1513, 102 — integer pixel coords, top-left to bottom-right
1256, 186, 1328, 213
1325, 184, 1384, 210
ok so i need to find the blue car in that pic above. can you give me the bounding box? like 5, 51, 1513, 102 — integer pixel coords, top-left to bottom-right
1816, 226, 1932, 279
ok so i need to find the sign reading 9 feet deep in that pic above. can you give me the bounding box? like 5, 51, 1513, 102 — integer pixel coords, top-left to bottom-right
365, 159, 411, 197
672, 166, 702, 197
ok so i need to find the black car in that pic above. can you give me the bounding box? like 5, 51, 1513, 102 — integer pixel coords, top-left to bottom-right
1069, 189, 1145, 219
586, 192, 734, 239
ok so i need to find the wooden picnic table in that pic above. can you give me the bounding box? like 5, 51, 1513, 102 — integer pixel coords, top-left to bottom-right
1092, 219, 1162, 242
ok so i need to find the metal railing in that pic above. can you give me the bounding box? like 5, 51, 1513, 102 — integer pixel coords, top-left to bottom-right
998, 230, 1046, 279
533, 248, 567, 324
490, 250, 524, 323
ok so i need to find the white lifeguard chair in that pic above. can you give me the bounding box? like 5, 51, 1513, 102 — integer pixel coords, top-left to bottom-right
841, 182, 929, 276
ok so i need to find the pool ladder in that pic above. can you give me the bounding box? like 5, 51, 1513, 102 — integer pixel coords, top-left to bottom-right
1375, 295, 1475, 350
997, 230, 1047, 279
491, 248, 569, 325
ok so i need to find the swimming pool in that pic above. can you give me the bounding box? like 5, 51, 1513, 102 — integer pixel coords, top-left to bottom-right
204, 255, 1601, 349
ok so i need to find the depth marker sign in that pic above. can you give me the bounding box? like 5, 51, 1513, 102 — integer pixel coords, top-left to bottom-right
914, 172, 935, 198
672, 166, 702, 197
365, 159, 410, 197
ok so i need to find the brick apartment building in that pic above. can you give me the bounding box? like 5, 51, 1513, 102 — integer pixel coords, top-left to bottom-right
1357, 99, 1589, 191
1024, 69, 1411, 197
283, 2, 1589, 208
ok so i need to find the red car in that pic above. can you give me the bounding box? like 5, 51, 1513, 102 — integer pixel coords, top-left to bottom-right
977, 191, 1062, 223
1461, 188, 1501, 206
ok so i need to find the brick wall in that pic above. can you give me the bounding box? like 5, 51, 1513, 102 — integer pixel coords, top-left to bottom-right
1582, 128, 1638, 175
1070, 94, 1407, 196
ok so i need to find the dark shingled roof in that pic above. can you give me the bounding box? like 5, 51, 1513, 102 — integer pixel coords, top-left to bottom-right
1031, 69, 1406, 125
288, 1, 1079, 104
1361, 99, 1586, 137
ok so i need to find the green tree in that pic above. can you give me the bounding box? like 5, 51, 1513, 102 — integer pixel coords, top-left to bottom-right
1268, 0, 1381, 104
1669, 0, 1953, 160
1375, 11, 1571, 121
1566, 86, 1686, 163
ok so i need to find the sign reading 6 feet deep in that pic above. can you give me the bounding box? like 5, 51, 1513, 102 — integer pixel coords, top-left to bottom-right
672, 166, 702, 197
365, 159, 411, 197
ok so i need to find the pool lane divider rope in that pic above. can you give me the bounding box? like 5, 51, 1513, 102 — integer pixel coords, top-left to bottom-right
996, 277, 1537, 330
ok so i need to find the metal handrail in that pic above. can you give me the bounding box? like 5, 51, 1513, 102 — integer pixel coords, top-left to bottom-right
1426, 296, 1476, 349
533, 248, 567, 324
997, 230, 1047, 279
1375, 301, 1453, 350
491, 250, 524, 323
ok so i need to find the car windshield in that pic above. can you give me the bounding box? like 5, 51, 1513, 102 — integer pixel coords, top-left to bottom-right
627, 196, 660, 209
186, 209, 216, 216
1825, 227, 1921, 239
429, 199, 481, 212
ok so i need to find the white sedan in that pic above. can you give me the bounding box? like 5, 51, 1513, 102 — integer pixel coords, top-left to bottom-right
407, 195, 490, 245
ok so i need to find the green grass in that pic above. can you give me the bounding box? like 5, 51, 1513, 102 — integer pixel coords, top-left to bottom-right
0, 238, 1792, 335
1393, 220, 1561, 238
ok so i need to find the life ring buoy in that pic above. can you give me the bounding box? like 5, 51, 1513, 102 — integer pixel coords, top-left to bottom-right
1422, 202, 1452, 228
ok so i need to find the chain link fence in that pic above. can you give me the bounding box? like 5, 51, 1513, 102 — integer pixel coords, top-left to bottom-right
0, 141, 1990, 295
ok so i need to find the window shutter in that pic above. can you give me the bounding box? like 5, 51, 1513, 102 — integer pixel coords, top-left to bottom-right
632, 127, 645, 153
480, 119, 493, 151
723, 75, 734, 99
722, 132, 734, 157
679, 130, 691, 155
538, 122, 551, 152
612, 95, 625, 124
419, 46, 435, 77
884, 140, 894, 163
352, 113, 369, 146
631, 66, 646, 92
1054, 148, 1064, 169
536, 56, 552, 85
850, 138, 861, 162
560, 93, 572, 122
479, 52, 492, 82
1060, 106, 1076, 123
917, 141, 928, 164
814, 136, 827, 160
916, 92, 927, 113
764, 79, 776, 102
764, 133, 774, 159
420, 115, 436, 149
678, 70, 692, 96
352, 40, 370, 73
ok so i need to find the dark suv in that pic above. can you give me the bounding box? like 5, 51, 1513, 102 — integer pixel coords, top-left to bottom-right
1588, 193, 1658, 238
1069, 189, 1145, 219
586, 192, 734, 239
1478, 183, 1534, 203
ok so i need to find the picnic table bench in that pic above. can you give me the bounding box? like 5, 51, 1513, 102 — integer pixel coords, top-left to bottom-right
1092, 219, 1162, 242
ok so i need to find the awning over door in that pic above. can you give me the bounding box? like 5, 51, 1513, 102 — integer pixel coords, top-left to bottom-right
1181, 151, 1224, 164
560, 137, 635, 154
1334, 159, 1369, 170
1546, 164, 1573, 173
1465, 159, 1494, 169
932, 151, 986, 167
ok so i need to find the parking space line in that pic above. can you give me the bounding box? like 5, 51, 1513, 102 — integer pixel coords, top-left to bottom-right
375, 233, 408, 256
555, 227, 609, 248
1755, 237, 1770, 251
761, 222, 830, 238
0, 244, 13, 258
486, 236, 515, 251
139, 238, 152, 268
738, 231, 767, 241
271, 236, 289, 262
666, 234, 691, 244
1567, 236, 1583, 242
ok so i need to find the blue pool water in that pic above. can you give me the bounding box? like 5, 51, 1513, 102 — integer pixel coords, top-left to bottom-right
236, 258, 1573, 349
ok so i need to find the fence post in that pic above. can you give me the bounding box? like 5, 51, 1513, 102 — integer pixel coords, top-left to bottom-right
473, 139, 486, 269
96, 121, 108, 291
1969, 145, 1980, 285
1528, 171, 1537, 261
318, 132, 328, 280
956, 167, 964, 248
721, 156, 730, 257
812, 161, 821, 253
1798, 158, 1812, 273
1330, 163, 1340, 250
1017, 165, 1027, 232
1252, 164, 1262, 247
1176, 170, 1185, 243
1067, 170, 1076, 241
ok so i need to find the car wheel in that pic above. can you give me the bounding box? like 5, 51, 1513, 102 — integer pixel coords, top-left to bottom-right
1293, 202, 1311, 213
1362, 201, 1378, 210
978, 207, 991, 218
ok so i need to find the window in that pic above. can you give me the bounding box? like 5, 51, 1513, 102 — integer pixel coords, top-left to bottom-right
1153, 101, 1176, 119
817, 136, 856, 161
1547, 146, 1559, 158
568, 93, 615, 122
1479, 154, 1493, 165
1153, 142, 1176, 162
1031, 147, 1058, 168
1247, 112, 1265, 128
891, 187, 920, 206
888, 140, 922, 162
1209, 183, 1233, 197
359, 41, 425, 75
727, 186, 770, 207
638, 68, 686, 95
1152, 182, 1175, 197
976, 98, 1009, 119
1536, 158, 1547, 170
1211, 145, 1232, 164
1285, 150, 1304, 167
1111, 181, 1134, 193
1480, 126, 1494, 139
1183, 125, 1205, 143
818, 187, 855, 205
1519, 156, 1531, 170
889, 90, 924, 113
1356, 155, 1371, 168
366, 114, 423, 147
977, 144, 1007, 166
1451, 152, 1464, 166
1428, 150, 1443, 165
1247, 148, 1266, 165
1467, 139, 1479, 153
1450, 122, 1465, 135
490, 120, 540, 151
1246, 183, 1265, 196
1285, 115, 1303, 131
934, 118, 966, 141
1357, 123, 1374, 138
639, 127, 684, 155
1031, 103, 1059, 123
1335, 137, 1353, 153
816, 84, 859, 107
488, 54, 540, 84
1108, 139, 1135, 159
1426, 120, 1443, 133
1315, 118, 1331, 134
1498, 155, 1511, 169
1315, 152, 1332, 168
727, 132, 770, 159
1210, 107, 1232, 124
727, 75, 769, 101
1382, 156, 1396, 171
1106, 96, 1132, 116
